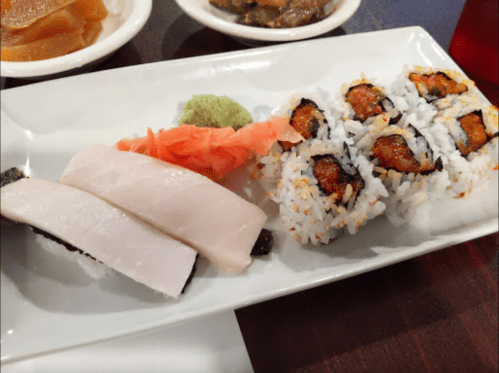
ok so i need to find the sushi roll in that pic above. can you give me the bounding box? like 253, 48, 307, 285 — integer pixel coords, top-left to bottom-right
269, 137, 388, 245
354, 121, 450, 227
406, 67, 474, 108
389, 66, 479, 122
342, 80, 452, 227
263, 67, 496, 235
59, 144, 268, 274
438, 105, 498, 157
276, 95, 330, 151
256, 93, 331, 186
0, 172, 198, 298
390, 66, 498, 197
433, 103, 499, 197
329, 76, 402, 142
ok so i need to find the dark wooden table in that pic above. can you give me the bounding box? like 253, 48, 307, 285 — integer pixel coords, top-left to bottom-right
2, 1, 498, 372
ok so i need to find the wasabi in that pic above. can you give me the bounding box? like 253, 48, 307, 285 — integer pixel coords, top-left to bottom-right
179, 94, 253, 130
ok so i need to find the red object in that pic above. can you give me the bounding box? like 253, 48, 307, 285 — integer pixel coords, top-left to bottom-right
115, 117, 304, 180
450, 0, 499, 87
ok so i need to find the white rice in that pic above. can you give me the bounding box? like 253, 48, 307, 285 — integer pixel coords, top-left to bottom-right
34, 233, 112, 279
352, 122, 451, 226
269, 137, 388, 245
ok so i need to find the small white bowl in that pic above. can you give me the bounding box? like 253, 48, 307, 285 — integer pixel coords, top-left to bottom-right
1, 0, 152, 79
175, 0, 361, 45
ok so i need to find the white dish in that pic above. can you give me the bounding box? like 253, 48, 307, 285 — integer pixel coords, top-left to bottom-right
1, 311, 252, 373
174, 0, 361, 44
0, 0, 152, 79
1, 26, 498, 364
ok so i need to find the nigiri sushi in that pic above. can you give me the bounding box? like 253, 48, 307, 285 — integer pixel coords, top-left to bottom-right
59, 144, 268, 274
0, 176, 198, 298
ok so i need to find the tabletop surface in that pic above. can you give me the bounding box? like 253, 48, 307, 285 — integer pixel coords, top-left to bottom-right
1, 1, 498, 372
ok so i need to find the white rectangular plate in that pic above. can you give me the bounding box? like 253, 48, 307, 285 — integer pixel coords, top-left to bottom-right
1, 26, 498, 364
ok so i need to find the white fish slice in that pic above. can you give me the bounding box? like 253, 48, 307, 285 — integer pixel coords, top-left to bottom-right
59, 144, 267, 274
1, 178, 198, 298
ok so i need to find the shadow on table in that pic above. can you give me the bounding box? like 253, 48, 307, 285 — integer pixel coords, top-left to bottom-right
164, 23, 247, 61
1, 41, 143, 91
164, 14, 347, 61
94, 41, 144, 71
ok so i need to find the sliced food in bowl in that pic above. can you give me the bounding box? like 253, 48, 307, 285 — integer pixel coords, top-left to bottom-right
0, 0, 108, 62
210, 0, 335, 28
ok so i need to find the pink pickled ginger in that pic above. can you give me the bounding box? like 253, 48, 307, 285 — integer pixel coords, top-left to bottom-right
116, 116, 303, 180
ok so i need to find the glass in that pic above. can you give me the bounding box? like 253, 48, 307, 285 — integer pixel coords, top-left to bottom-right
450, 0, 498, 105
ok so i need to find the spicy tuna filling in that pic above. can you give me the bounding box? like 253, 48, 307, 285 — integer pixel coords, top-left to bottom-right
312, 154, 364, 204
456, 111, 490, 156
409, 72, 467, 98
280, 98, 325, 150
372, 135, 435, 174
346, 84, 386, 122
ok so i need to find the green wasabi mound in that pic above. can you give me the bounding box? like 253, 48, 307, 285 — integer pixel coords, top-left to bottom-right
179, 94, 253, 130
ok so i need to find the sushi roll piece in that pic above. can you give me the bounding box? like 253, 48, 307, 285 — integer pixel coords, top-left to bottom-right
408, 70, 469, 103
59, 144, 267, 274
329, 76, 402, 142
312, 154, 365, 202
389, 66, 479, 123
256, 93, 331, 187
433, 103, 499, 197
0, 176, 198, 298
277, 96, 330, 151
389, 66, 498, 198
452, 110, 496, 156
269, 138, 388, 245
371, 133, 438, 175
355, 123, 450, 227
345, 83, 389, 122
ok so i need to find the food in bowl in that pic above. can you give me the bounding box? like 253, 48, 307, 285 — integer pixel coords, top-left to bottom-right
209, 0, 336, 28
1, 0, 108, 62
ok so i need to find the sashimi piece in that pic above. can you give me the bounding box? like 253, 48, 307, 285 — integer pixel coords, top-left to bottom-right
116, 116, 304, 180
0, 178, 198, 298
59, 145, 268, 274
